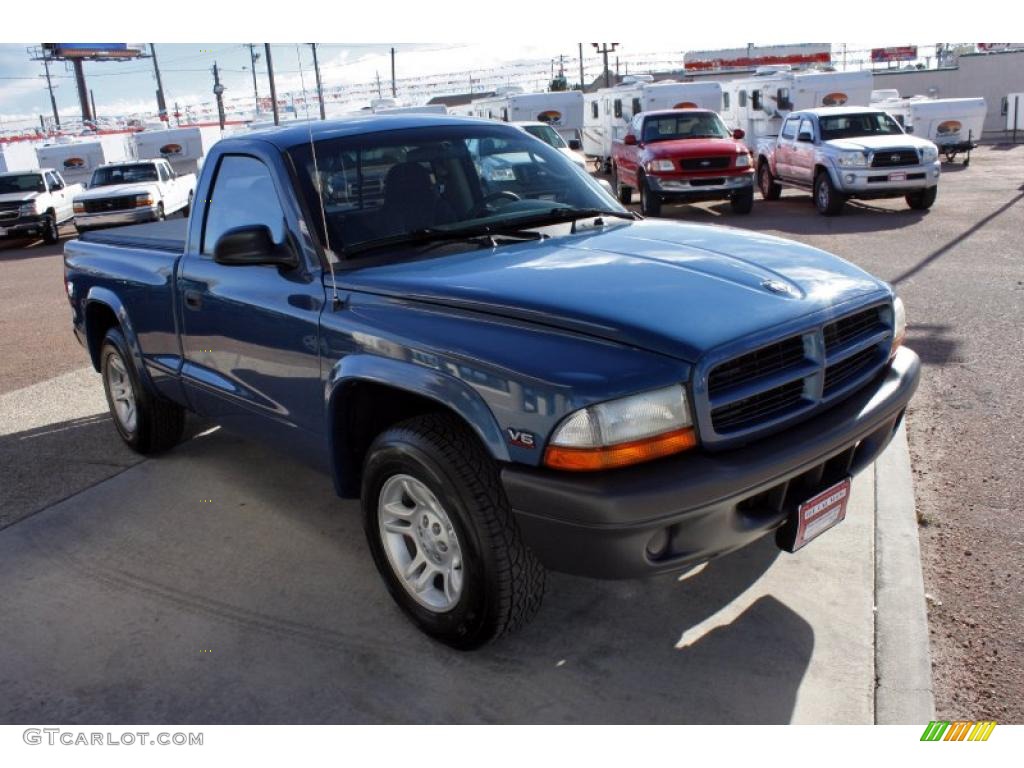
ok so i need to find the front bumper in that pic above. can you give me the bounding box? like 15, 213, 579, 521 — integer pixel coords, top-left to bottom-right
74, 206, 160, 230
834, 161, 940, 197
502, 346, 920, 579
647, 170, 753, 202
0, 214, 45, 238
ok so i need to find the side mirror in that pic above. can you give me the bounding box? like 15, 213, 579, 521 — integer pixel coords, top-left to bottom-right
623, 133, 637, 146
797, 131, 814, 143
213, 225, 298, 269
732, 128, 745, 140
568, 138, 582, 150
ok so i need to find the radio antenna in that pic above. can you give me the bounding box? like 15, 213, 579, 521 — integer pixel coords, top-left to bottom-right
295, 44, 341, 308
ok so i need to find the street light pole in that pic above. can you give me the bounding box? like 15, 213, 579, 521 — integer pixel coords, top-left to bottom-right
42, 55, 60, 128
311, 43, 326, 120
265, 44, 279, 126
212, 62, 226, 131
248, 44, 261, 115
150, 44, 167, 122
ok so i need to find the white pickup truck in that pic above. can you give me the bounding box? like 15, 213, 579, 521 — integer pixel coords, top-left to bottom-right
0, 168, 82, 244
73, 159, 196, 232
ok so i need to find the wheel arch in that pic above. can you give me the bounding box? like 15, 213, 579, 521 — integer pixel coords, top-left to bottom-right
82, 288, 155, 392
325, 354, 511, 498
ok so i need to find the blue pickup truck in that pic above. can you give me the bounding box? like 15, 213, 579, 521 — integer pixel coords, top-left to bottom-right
64, 114, 920, 648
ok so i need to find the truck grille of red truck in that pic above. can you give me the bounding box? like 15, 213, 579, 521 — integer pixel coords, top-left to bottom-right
679, 156, 732, 171
703, 304, 892, 440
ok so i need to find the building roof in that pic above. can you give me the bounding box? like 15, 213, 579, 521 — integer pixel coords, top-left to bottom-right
426, 91, 497, 107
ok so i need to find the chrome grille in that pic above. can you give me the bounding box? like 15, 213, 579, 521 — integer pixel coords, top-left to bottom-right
701, 303, 893, 442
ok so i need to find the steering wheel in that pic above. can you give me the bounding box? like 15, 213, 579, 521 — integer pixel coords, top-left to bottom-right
469, 191, 521, 218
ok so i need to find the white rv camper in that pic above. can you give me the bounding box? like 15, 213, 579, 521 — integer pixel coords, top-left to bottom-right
35, 134, 136, 187
467, 88, 584, 143
582, 77, 723, 169
720, 67, 873, 150
133, 125, 225, 176
0, 141, 41, 173
871, 93, 987, 164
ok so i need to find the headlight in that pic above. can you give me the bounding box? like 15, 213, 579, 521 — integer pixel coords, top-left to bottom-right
891, 296, 906, 359
19, 202, 36, 216
73, 202, 85, 214
134, 194, 155, 207
646, 159, 675, 173
920, 144, 938, 163
735, 153, 752, 168
544, 384, 697, 471
837, 151, 868, 168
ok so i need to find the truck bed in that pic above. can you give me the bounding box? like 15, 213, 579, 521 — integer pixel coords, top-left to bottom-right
79, 218, 187, 254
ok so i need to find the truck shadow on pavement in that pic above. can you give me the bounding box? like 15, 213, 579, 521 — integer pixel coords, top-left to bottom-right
0, 422, 813, 724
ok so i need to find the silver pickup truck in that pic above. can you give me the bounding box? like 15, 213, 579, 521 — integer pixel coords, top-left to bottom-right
755, 107, 941, 215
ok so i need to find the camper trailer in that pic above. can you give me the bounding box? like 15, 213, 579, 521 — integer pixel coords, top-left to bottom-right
133, 125, 225, 176
1005, 93, 1024, 136
871, 93, 986, 165
583, 78, 723, 169
720, 68, 873, 150
469, 89, 584, 145
0, 141, 40, 173
35, 134, 136, 188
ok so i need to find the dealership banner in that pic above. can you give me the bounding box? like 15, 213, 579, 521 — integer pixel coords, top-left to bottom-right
871, 46, 918, 63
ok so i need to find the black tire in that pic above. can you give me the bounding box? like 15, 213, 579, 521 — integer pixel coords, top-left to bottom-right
181, 192, 193, 218
639, 172, 662, 217
730, 185, 754, 214
362, 413, 545, 649
906, 186, 937, 210
813, 170, 846, 216
41, 212, 59, 244
100, 327, 185, 455
758, 161, 781, 200
612, 164, 633, 204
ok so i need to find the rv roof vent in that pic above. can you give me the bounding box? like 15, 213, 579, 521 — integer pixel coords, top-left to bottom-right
754, 64, 793, 76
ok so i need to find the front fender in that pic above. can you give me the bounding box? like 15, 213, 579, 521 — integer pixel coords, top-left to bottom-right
324, 353, 512, 495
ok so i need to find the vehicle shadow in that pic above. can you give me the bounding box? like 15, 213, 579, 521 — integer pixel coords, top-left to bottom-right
1, 420, 812, 724
905, 323, 961, 367
0, 226, 73, 261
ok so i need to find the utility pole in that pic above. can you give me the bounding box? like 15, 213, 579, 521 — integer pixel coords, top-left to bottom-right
248, 44, 261, 115
150, 44, 168, 122
212, 62, 226, 130
375, 71, 383, 99
265, 44, 279, 125
390, 47, 397, 98
173, 101, 181, 127
90, 89, 98, 122
311, 43, 325, 119
578, 43, 584, 90
42, 56, 60, 128
72, 59, 92, 122
591, 43, 618, 89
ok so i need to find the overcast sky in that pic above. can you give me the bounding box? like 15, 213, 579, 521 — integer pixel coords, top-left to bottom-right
0, 43, 624, 127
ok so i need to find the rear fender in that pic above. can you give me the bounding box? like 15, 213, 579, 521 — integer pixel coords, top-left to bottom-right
84, 286, 155, 392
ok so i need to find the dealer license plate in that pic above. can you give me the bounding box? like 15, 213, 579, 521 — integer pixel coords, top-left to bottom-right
791, 478, 852, 551
889, 172, 907, 182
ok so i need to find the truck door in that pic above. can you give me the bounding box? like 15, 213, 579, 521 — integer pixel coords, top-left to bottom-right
775, 115, 800, 180
44, 171, 71, 222
790, 117, 817, 186
177, 150, 327, 460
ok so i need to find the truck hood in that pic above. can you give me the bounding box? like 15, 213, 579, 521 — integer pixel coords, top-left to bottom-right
0, 191, 38, 204
340, 219, 888, 363
75, 183, 155, 200
644, 137, 743, 158
825, 134, 935, 152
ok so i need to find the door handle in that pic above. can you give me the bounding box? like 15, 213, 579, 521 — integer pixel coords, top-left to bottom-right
183, 290, 203, 310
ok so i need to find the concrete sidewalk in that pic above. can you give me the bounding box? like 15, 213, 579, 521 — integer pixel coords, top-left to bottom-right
0, 370, 932, 724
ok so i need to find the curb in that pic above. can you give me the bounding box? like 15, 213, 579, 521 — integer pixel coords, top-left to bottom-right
873, 423, 935, 724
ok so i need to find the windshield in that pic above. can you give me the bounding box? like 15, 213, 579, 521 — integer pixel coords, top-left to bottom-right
288, 124, 624, 261
521, 124, 567, 149
642, 112, 730, 143
89, 163, 159, 187
819, 113, 904, 141
0, 174, 44, 194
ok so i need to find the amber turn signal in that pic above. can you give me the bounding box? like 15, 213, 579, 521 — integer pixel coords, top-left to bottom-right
543, 427, 697, 471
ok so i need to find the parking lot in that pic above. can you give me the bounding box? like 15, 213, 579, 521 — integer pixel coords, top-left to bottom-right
1, 144, 1021, 723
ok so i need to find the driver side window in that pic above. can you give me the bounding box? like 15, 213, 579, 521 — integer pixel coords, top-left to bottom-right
201, 155, 285, 256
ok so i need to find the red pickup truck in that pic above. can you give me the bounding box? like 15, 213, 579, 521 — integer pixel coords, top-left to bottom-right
611, 109, 755, 216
